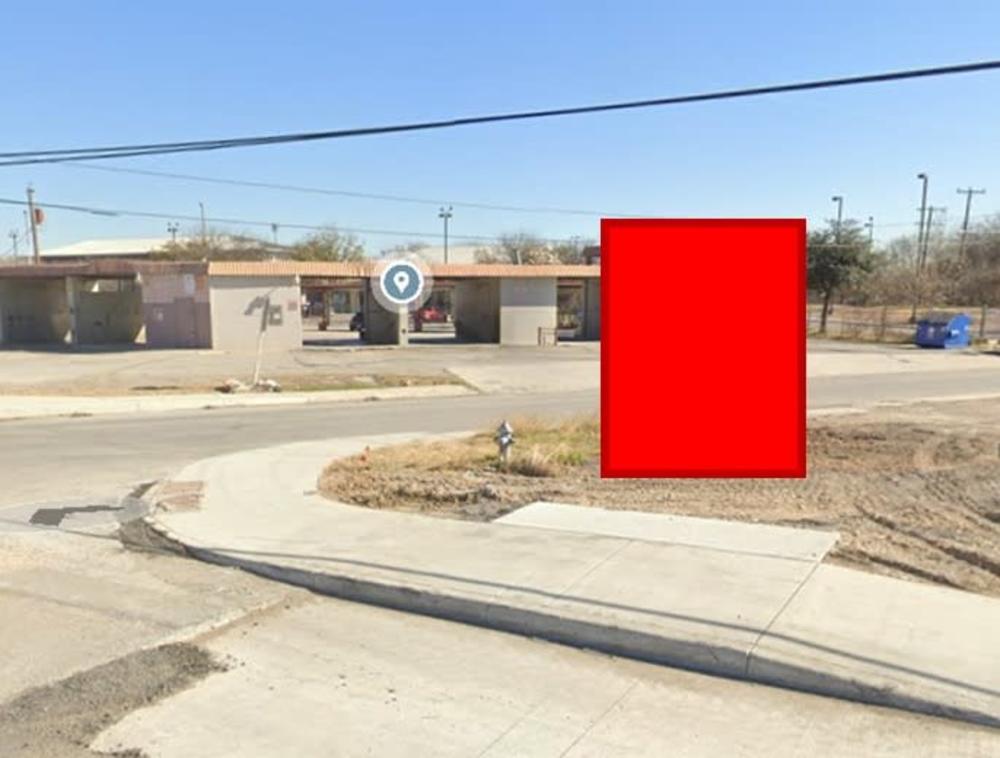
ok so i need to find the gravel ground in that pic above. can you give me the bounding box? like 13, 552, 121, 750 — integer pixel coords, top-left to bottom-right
0, 643, 224, 758
321, 400, 1000, 596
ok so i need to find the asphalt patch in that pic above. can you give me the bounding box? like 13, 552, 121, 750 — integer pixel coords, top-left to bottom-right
0, 643, 224, 757
29, 505, 122, 528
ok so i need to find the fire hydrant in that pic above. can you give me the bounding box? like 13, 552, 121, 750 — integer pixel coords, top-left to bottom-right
495, 420, 515, 465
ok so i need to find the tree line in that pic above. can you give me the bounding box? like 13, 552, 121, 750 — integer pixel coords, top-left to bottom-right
152, 227, 595, 265
154, 214, 1000, 337
807, 214, 1000, 333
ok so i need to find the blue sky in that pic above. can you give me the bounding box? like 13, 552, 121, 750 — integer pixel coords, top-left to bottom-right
1, 1, 998, 254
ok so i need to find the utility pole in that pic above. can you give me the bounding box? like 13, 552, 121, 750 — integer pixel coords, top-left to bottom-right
270, 223, 279, 245
864, 216, 874, 247
956, 187, 986, 259
198, 201, 207, 242
921, 206, 946, 268
438, 206, 453, 264
916, 173, 929, 268
831, 195, 844, 242
167, 222, 180, 242
26, 186, 41, 263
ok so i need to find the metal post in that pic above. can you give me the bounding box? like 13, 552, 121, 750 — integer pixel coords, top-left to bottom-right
26, 186, 41, 263
956, 187, 986, 259
438, 206, 453, 264
925, 206, 944, 250
252, 293, 272, 386
916, 173, 929, 269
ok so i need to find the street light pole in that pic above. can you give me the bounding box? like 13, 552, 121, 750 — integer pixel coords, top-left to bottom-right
831, 195, 844, 242
167, 222, 180, 242
198, 201, 207, 242
864, 216, 874, 247
956, 187, 986, 259
916, 173, 929, 269
438, 206, 453, 264
923, 206, 946, 268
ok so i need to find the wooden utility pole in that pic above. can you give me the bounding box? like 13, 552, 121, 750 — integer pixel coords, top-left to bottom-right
956, 187, 986, 259
26, 186, 41, 263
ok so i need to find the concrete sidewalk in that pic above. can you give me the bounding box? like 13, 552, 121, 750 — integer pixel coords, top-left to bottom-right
0, 384, 474, 420
141, 435, 1000, 727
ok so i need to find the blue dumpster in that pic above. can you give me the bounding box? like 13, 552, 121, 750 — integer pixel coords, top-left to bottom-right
914, 311, 972, 349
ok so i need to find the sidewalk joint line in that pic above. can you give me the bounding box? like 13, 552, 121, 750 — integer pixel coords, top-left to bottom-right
744, 558, 823, 678
557, 680, 639, 757
557, 538, 634, 596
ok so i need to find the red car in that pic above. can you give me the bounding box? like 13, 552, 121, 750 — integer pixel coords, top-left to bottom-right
412, 305, 447, 331
416, 305, 446, 323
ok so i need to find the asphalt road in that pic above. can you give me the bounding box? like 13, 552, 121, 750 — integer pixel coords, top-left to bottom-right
1, 364, 998, 508
2, 360, 998, 753
0, 390, 597, 507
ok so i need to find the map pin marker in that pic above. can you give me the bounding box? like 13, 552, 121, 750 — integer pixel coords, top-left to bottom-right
393, 270, 411, 294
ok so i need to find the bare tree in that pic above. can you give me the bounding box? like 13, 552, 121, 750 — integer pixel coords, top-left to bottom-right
475, 233, 595, 265
380, 241, 429, 258
152, 228, 274, 261
290, 227, 365, 262
956, 214, 1000, 337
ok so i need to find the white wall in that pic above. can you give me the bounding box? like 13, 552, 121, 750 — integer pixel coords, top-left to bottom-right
499, 278, 557, 346
209, 275, 302, 351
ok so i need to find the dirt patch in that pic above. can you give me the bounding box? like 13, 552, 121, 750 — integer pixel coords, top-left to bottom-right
320, 409, 1000, 596
0, 643, 224, 757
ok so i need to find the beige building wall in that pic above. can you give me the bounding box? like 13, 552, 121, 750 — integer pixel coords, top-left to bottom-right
209, 275, 302, 352
72, 279, 144, 344
141, 271, 212, 348
453, 280, 499, 342
0, 279, 70, 343
362, 282, 408, 345
499, 277, 557, 346
583, 279, 601, 340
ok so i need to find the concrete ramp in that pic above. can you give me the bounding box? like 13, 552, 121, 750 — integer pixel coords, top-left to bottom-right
496, 502, 838, 563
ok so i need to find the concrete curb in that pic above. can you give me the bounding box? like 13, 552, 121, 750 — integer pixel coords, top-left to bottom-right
134, 432, 1000, 729
0, 383, 475, 421
135, 514, 999, 729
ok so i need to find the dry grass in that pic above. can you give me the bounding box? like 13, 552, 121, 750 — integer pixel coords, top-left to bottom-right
347, 415, 599, 477
320, 406, 1000, 596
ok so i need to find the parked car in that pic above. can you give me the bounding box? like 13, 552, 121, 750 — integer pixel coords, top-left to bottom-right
416, 305, 447, 323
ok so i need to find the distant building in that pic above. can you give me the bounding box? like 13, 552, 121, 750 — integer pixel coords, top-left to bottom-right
383, 244, 483, 265
39, 236, 291, 263
39, 237, 173, 262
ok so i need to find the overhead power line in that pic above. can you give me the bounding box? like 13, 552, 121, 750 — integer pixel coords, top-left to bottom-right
64, 163, 634, 217
0, 196, 585, 244
1, 60, 998, 167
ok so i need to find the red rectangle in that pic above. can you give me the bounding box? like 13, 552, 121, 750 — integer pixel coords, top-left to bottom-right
601, 219, 805, 478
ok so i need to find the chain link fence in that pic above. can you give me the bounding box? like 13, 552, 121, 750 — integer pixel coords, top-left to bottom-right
806, 304, 1000, 342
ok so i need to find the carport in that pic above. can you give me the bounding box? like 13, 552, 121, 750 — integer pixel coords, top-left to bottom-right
210, 260, 601, 348
0, 261, 144, 346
